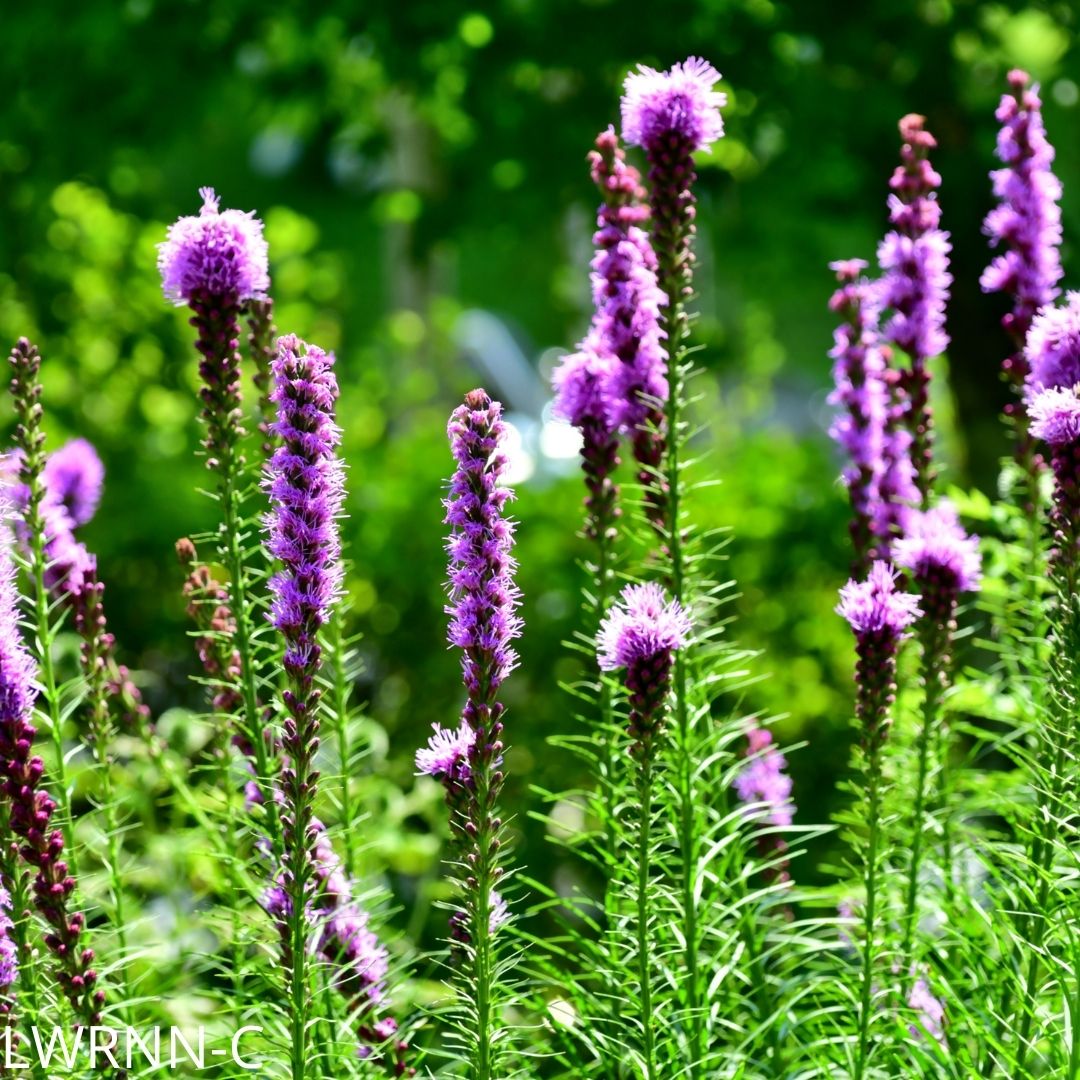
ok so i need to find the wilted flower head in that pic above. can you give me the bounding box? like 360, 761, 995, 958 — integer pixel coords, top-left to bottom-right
42, 439, 104, 528
598, 582, 690, 670
892, 501, 982, 594
836, 561, 921, 639
621, 56, 726, 152
1025, 292, 1080, 396
415, 723, 474, 785
158, 186, 270, 305
1029, 385, 1080, 447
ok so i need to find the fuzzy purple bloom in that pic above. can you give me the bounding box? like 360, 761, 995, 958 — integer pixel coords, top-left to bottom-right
158, 187, 270, 306
1029, 385, 1080, 447
41, 439, 104, 529
1024, 292, 1080, 398
597, 582, 690, 671
735, 726, 795, 828
264, 335, 345, 674
877, 230, 952, 363
415, 723, 474, 785
621, 57, 726, 154
837, 561, 921, 640
892, 501, 982, 595
982, 70, 1063, 353
445, 391, 522, 693
552, 349, 619, 432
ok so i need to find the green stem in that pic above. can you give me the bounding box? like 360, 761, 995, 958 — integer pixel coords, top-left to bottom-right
328, 615, 357, 879
635, 756, 657, 1080
855, 737, 885, 1080
470, 760, 497, 1080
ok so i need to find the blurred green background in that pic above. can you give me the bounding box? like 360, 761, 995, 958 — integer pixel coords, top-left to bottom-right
3, 1, 1079, 920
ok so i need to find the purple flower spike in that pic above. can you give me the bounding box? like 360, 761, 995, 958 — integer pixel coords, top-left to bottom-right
598, 582, 689, 756
1030, 385, 1080, 447
877, 115, 952, 502
445, 390, 522, 697
908, 974, 947, 1045
982, 71, 1063, 366
42, 439, 104, 528
158, 187, 270, 306
735, 726, 795, 829
621, 57, 726, 154
1030, 385, 1080, 578
892, 501, 982, 597
1024, 292, 1080, 398
838, 561, 921, 741
415, 723, 474, 786
0, 887, 16, 991
265, 334, 345, 675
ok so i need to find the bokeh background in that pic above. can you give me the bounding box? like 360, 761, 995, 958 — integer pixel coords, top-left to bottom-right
3, 1, 1080, 926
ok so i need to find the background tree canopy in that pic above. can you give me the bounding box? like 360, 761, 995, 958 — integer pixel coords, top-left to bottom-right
3, 0, 1078, 916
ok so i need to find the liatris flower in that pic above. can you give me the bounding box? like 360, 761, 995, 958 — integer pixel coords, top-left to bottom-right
838, 561, 920, 1077
828, 259, 895, 566
439, 388, 521, 1073
837, 563, 922, 733
0, 525, 103, 1025
892, 502, 980, 954
735, 726, 795, 829
621, 57, 725, 346
597, 581, 689, 1077
736, 724, 795, 887
1024, 292, 1080, 397
263, 333, 345, 1074
40, 439, 103, 528
982, 70, 1063, 389
1030, 385, 1080, 584
877, 115, 952, 501
552, 349, 622, 545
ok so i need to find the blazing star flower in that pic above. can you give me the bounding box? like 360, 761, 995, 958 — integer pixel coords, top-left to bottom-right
892, 501, 982, 596
41, 439, 104, 528
158, 187, 270, 306
837, 561, 922, 641
982, 70, 1063, 351
621, 57, 726, 153
735, 726, 795, 828
1029, 385, 1080, 447
597, 582, 691, 671
1024, 292, 1080, 397
552, 348, 619, 432
264, 334, 345, 675
415, 723, 474, 785
0, 887, 15, 990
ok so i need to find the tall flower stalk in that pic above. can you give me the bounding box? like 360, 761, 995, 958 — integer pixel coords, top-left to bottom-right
877, 115, 951, 504
837, 562, 921, 1078
0, 516, 104, 1026
263, 334, 345, 1080
158, 187, 279, 843
982, 69, 1063, 483
891, 502, 981, 954
6, 340, 75, 859
598, 583, 689, 1080
430, 389, 521, 1079
620, 57, 725, 1071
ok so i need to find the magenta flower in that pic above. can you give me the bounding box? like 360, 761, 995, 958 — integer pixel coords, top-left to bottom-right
735, 726, 795, 829
1029, 385, 1080, 447
264, 334, 345, 675
41, 439, 103, 528
597, 582, 691, 671
621, 57, 726, 154
158, 187, 270, 306
982, 70, 1063, 354
1024, 292, 1080, 397
892, 501, 982, 597
415, 723, 474, 786
837, 561, 922, 641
